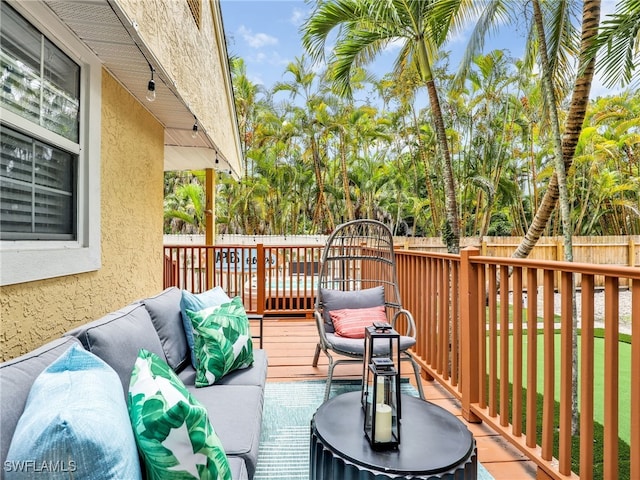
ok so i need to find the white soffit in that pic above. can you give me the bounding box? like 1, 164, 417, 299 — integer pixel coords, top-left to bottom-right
164, 146, 227, 172
43, 0, 230, 173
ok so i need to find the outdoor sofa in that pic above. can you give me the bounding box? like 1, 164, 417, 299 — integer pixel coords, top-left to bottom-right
0, 286, 267, 480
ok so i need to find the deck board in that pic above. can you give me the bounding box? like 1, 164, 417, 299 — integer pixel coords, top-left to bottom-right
259, 316, 537, 480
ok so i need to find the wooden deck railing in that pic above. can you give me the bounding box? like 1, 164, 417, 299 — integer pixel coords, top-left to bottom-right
396, 247, 639, 480
164, 244, 323, 315
164, 243, 639, 480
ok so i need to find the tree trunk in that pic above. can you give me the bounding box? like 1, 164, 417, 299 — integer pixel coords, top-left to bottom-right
340, 132, 354, 220
415, 39, 460, 253
531, 0, 572, 260
528, 0, 602, 438
424, 78, 460, 253
415, 111, 441, 235
512, 0, 601, 259
310, 134, 335, 233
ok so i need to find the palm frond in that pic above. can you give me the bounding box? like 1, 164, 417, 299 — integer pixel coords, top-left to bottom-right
452, 0, 510, 91
581, 0, 640, 88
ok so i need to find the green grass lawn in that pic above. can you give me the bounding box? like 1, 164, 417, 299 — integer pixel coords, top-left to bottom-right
487, 324, 632, 479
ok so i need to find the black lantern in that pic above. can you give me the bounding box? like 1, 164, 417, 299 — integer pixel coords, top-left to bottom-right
361, 323, 401, 450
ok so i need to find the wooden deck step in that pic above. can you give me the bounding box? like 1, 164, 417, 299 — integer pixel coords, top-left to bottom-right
258, 316, 537, 480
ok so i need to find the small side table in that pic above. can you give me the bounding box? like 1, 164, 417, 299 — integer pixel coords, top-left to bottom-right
310, 391, 477, 480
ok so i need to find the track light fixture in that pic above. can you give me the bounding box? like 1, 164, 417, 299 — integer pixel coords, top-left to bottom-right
146, 65, 156, 102
191, 116, 199, 139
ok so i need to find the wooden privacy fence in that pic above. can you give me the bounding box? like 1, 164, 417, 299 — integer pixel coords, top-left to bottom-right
164, 242, 639, 480
396, 235, 640, 289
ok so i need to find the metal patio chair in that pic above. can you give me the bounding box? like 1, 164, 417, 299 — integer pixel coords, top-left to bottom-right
312, 219, 425, 401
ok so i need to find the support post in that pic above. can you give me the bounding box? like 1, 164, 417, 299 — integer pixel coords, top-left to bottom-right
205, 169, 215, 245
629, 237, 636, 290
460, 246, 482, 423
256, 244, 265, 315
205, 169, 215, 289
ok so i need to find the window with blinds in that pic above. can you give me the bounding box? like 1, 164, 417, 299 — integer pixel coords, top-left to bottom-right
0, 3, 79, 240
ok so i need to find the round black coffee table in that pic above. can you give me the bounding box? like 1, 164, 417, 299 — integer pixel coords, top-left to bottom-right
310, 391, 477, 479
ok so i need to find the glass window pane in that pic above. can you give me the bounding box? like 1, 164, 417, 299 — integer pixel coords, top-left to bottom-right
35, 143, 73, 192
0, 127, 33, 184
34, 187, 73, 234
0, 3, 43, 125
0, 3, 80, 142
42, 38, 79, 140
0, 177, 33, 233
0, 4, 40, 72
0, 126, 75, 240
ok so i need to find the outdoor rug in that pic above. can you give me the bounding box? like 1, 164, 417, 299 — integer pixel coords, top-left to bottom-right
254, 379, 494, 480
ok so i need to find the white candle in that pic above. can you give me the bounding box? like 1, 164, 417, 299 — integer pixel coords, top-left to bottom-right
374, 403, 392, 443
376, 377, 385, 404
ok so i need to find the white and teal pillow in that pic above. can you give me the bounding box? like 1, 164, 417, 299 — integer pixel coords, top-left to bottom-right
181, 287, 232, 367
128, 349, 231, 480
187, 296, 254, 387
5, 344, 142, 480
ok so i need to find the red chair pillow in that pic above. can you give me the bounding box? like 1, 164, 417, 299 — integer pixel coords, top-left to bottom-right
328, 305, 387, 338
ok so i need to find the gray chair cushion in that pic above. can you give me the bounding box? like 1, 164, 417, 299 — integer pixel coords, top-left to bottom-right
320, 286, 385, 332
187, 385, 264, 479
65, 303, 165, 395
178, 349, 268, 388
0, 336, 82, 467
143, 287, 189, 371
326, 332, 416, 356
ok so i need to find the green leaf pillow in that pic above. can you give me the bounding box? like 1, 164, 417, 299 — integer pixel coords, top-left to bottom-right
128, 349, 231, 480
187, 296, 254, 387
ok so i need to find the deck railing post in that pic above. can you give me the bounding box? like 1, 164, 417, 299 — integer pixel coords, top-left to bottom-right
256, 244, 266, 315
460, 246, 482, 423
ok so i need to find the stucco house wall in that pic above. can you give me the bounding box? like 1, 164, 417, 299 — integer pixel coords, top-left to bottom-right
0, 71, 165, 361
0, 0, 241, 362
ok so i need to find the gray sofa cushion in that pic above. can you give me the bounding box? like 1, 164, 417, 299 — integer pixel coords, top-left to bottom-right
65, 303, 165, 394
186, 385, 264, 479
0, 336, 81, 467
178, 349, 268, 388
143, 287, 189, 371
228, 456, 249, 480
320, 286, 385, 332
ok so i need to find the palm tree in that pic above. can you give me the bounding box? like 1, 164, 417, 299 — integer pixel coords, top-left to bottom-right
301, 0, 461, 252
573, 93, 640, 235
274, 57, 336, 233
164, 181, 206, 234
449, 50, 525, 237
230, 58, 264, 177
379, 69, 443, 236
450, 0, 602, 257
512, 0, 601, 258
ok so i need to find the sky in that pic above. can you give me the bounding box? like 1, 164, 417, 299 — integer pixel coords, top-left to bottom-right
219, 0, 623, 101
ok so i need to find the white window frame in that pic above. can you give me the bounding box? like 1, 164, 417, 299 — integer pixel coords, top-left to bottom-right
0, 0, 101, 286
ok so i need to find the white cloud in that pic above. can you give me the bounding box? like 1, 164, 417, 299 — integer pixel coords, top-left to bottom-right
600, 0, 619, 17
246, 50, 290, 67
249, 72, 265, 86
382, 37, 404, 54
590, 72, 627, 99
290, 8, 307, 26
310, 57, 326, 74
238, 25, 278, 49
